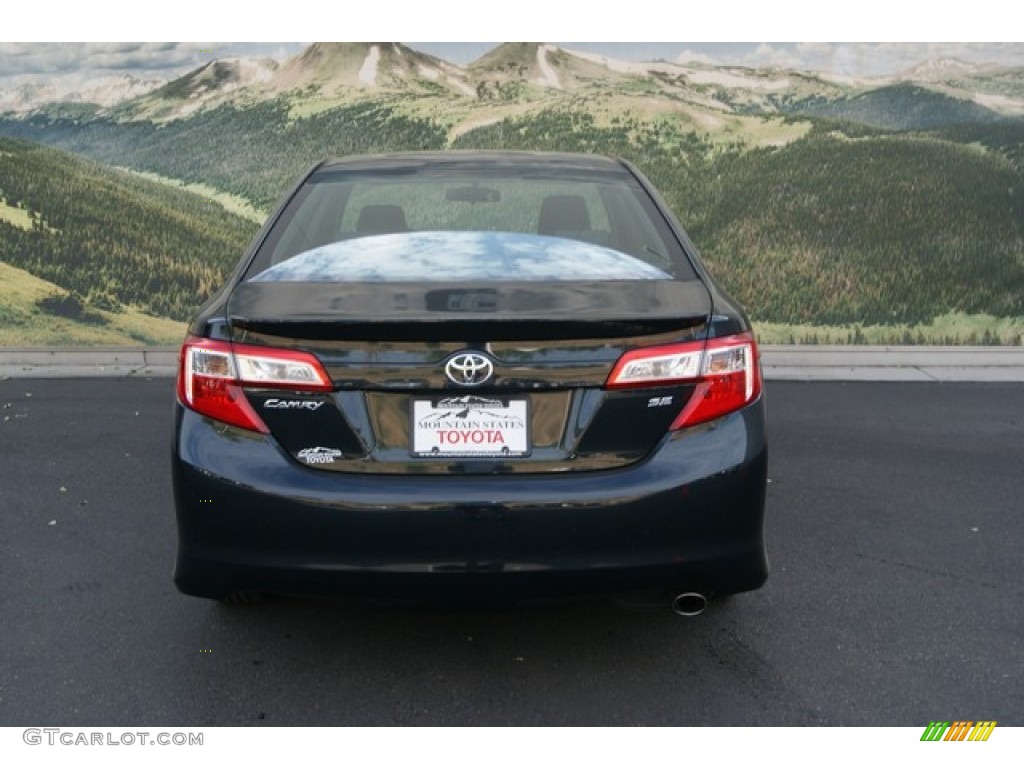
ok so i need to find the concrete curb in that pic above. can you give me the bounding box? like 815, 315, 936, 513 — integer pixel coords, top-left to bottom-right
0, 347, 179, 379
1, 345, 1023, 382
760, 345, 1024, 382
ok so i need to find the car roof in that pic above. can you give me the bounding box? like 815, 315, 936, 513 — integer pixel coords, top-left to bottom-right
316, 150, 630, 175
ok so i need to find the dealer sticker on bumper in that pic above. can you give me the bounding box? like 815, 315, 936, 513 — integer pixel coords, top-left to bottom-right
411, 396, 529, 457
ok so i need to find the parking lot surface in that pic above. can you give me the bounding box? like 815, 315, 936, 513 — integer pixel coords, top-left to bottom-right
1, 379, 1021, 725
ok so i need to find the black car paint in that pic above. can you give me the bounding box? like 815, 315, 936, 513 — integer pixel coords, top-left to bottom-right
173, 402, 767, 602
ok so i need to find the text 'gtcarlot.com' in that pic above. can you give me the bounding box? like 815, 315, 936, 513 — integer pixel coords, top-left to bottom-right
23, 729, 203, 746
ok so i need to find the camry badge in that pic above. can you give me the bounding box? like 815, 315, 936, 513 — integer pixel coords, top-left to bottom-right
445, 353, 494, 386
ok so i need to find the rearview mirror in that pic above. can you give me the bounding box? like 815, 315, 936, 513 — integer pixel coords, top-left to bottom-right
445, 185, 501, 203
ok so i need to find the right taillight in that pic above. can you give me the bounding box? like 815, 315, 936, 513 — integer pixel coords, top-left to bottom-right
606, 332, 762, 430
176, 335, 332, 433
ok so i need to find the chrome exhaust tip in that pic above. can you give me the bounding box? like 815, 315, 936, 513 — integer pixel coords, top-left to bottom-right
671, 592, 708, 616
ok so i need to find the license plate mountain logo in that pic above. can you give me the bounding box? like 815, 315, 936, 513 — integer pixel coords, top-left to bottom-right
421, 396, 519, 421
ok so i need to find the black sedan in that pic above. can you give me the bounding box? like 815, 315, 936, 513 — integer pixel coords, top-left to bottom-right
172, 151, 767, 613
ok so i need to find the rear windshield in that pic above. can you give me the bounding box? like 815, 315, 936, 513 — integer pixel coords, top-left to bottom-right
243, 164, 697, 282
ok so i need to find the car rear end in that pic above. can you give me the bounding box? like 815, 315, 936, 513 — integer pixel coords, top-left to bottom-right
171, 152, 767, 604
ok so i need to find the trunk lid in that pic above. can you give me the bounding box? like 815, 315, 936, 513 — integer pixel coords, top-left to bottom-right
227, 278, 712, 474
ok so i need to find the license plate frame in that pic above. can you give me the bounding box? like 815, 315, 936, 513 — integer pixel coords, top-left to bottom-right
410, 396, 531, 458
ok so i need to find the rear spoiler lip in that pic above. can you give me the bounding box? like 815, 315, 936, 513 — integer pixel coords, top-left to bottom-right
228, 319, 707, 343
228, 279, 712, 325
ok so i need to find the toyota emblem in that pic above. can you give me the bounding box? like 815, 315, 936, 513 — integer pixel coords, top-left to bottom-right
445, 352, 494, 386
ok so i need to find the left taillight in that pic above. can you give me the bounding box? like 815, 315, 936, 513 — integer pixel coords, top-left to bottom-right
606, 331, 762, 429
176, 335, 332, 433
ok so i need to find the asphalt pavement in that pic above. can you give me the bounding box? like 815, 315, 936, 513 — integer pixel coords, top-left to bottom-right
1, 378, 1021, 725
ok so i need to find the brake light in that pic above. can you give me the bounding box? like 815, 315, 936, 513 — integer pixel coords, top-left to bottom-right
176, 335, 332, 433
606, 332, 762, 429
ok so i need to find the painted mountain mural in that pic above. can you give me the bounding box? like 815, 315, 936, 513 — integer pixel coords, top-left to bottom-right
1, 42, 1022, 345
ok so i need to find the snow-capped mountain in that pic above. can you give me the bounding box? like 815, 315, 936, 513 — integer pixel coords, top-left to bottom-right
467, 42, 629, 92
0, 73, 166, 113
266, 42, 474, 97
118, 57, 279, 119
897, 58, 983, 82
2, 43, 1022, 123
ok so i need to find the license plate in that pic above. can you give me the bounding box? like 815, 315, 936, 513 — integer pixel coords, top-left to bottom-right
411, 396, 530, 457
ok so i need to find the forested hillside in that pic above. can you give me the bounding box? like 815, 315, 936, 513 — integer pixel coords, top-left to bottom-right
0, 137, 258, 319
3, 101, 1023, 330
453, 111, 1024, 325
0, 100, 447, 210
783, 84, 1008, 131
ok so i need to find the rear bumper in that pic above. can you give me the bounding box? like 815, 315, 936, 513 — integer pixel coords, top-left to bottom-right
171, 399, 768, 602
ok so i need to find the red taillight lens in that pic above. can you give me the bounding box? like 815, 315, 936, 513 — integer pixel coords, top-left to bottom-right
176, 335, 332, 433
606, 332, 762, 429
